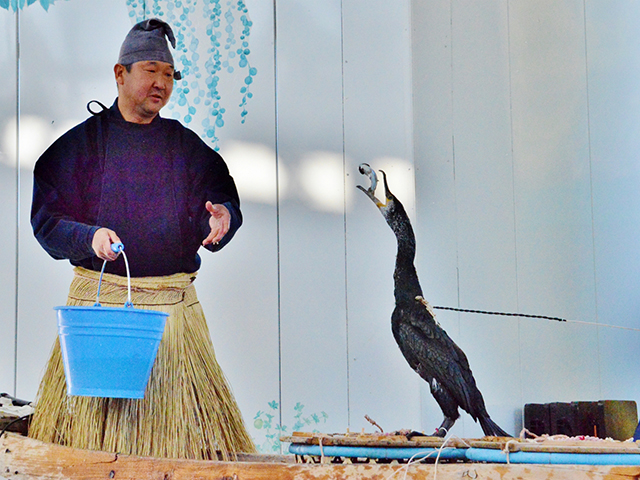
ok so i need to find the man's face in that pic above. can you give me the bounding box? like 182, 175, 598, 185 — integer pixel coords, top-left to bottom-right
115, 61, 175, 123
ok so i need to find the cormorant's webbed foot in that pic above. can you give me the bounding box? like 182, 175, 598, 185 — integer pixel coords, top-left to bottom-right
432, 417, 456, 437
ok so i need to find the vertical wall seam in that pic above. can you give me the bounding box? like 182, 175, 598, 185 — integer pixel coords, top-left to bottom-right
339, 0, 351, 429
505, 0, 524, 424
272, 0, 283, 454
13, 4, 21, 398
582, 0, 601, 396
449, 1, 461, 332
408, 0, 420, 429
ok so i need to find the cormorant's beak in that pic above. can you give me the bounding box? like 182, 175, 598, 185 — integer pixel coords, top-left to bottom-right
357, 163, 386, 208
379, 170, 393, 205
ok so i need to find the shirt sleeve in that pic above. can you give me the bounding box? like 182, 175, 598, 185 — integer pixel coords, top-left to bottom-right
193, 141, 243, 253
30, 124, 103, 262
31, 175, 100, 261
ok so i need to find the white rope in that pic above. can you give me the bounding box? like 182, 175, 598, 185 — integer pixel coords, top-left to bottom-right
387, 433, 471, 480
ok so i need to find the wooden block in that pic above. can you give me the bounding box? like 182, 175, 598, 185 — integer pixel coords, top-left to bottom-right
602, 400, 638, 441
576, 401, 603, 437
549, 402, 579, 436
524, 403, 551, 435
526, 401, 638, 440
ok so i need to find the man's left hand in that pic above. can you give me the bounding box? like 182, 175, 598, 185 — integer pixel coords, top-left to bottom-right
202, 201, 230, 246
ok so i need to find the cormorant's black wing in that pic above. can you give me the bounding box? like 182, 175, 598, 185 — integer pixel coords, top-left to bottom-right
392, 299, 487, 419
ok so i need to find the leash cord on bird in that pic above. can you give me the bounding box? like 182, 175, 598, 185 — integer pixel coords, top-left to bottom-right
432, 306, 566, 322
432, 306, 640, 333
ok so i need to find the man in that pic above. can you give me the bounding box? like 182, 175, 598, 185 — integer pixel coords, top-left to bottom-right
28, 19, 255, 460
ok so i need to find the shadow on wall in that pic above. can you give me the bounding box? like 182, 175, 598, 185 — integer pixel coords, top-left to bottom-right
223, 140, 415, 214
0, 116, 415, 215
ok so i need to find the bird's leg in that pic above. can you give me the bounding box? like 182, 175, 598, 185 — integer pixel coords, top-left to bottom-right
433, 417, 456, 437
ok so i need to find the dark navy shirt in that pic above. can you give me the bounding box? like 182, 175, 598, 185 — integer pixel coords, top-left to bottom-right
31, 99, 242, 277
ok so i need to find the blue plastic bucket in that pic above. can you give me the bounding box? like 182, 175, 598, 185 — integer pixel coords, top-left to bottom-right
55, 243, 168, 399
56, 305, 167, 398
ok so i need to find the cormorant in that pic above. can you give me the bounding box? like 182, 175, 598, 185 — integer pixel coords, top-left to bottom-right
357, 163, 510, 438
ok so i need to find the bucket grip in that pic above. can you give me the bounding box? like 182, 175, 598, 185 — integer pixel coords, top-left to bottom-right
95, 242, 133, 308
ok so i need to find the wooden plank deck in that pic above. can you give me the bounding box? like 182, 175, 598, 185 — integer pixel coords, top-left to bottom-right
4, 432, 640, 480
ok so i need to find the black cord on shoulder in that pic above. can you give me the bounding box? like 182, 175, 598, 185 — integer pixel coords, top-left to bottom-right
87, 100, 109, 116
0, 415, 31, 439
432, 306, 567, 323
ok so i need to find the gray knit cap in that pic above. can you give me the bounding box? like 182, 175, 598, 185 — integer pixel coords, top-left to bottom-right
118, 19, 182, 80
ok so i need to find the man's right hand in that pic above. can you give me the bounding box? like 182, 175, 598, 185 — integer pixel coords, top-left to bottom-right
92, 227, 122, 261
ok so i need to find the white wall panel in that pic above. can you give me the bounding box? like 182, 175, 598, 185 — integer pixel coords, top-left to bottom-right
343, 0, 418, 433
587, 0, 640, 401
274, 0, 349, 435
509, 0, 600, 405
413, 1, 521, 437
412, 0, 462, 435
449, 0, 520, 438
199, 0, 281, 452
0, 10, 17, 397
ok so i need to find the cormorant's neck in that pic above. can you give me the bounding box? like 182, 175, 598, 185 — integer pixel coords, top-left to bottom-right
385, 207, 423, 305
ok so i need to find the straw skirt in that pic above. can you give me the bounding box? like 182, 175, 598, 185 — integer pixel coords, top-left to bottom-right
28, 267, 255, 460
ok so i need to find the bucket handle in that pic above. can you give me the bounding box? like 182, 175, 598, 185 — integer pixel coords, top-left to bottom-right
95, 242, 133, 308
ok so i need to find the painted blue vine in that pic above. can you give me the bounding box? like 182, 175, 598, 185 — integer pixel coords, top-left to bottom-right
0, 0, 65, 11
1, 0, 256, 149
126, 0, 257, 149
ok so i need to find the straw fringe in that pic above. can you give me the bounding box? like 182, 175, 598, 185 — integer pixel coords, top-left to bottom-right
28, 267, 255, 460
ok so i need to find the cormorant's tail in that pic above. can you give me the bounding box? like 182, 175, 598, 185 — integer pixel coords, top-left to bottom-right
479, 416, 511, 437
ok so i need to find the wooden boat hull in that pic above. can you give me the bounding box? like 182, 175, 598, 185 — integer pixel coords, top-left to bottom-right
4, 432, 640, 480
